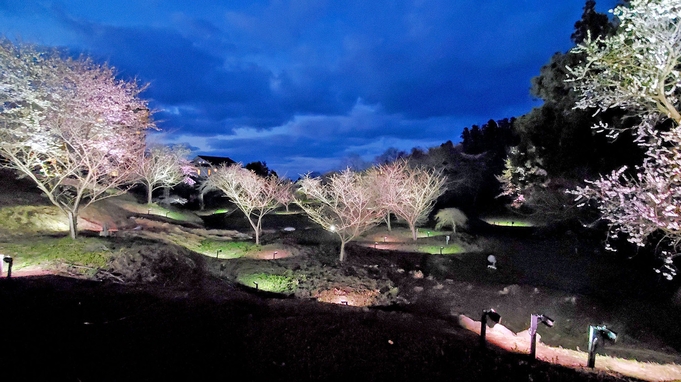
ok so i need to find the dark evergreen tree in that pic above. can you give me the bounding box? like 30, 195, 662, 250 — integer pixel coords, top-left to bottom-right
571, 0, 612, 44
245, 161, 277, 178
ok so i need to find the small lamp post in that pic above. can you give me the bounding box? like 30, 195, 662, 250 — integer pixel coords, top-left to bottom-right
374, 242, 378, 249
3, 256, 13, 278
480, 309, 501, 347
587, 325, 617, 368
446, 235, 450, 245
273, 251, 278, 259
529, 314, 554, 359
439, 246, 444, 254
383, 236, 387, 243
216, 249, 222, 259
427, 231, 431, 237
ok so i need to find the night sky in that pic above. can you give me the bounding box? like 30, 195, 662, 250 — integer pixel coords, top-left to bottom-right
0, 0, 618, 178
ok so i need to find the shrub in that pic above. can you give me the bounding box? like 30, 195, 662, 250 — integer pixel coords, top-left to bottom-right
434, 208, 468, 233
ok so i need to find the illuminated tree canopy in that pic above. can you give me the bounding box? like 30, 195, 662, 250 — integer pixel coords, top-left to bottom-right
295, 169, 384, 262
201, 163, 283, 245
368, 160, 447, 241
137, 144, 195, 205
567, 0, 681, 271
0, 39, 154, 238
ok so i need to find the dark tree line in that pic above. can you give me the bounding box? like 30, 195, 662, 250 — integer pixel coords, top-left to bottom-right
460, 118, 517, 156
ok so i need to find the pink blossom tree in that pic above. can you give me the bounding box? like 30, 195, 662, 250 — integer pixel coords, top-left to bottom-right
201, 164, 282, 245
137, 145, 196, 205
274, 179, 295, 212
369, 160, 447, 241
295, 169, 384, 262
0, 39, 154, 239
566, 0, 681, 272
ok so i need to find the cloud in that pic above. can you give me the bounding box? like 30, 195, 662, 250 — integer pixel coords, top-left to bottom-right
0, 0, 622, 177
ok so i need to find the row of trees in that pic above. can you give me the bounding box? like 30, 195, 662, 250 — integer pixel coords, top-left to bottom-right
201, 160, 446, 261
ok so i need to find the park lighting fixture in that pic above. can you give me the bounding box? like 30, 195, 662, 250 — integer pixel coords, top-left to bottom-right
587, 325, 617, 368
480, 309, 501, 347
529, 314, 554, 359
273, 251, 278, 259
439, 246, 444, 254
2, 255, 13, 278
216, 249, 222, 259
329, 225, 336, 232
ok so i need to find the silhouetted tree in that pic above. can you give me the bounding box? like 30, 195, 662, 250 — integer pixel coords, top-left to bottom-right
245, 161, 277, 178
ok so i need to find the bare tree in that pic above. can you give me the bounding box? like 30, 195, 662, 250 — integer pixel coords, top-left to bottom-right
368, 160, 447, 240
274, 178, 295, 212
201, 164, 281, 245
295, 169, 384, 262
0, 39, 153, 238
137, 145, 195, 204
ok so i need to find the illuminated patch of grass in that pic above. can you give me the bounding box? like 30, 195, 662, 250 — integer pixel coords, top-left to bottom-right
0, 237, 110, 273
213, 208, 230, 214
197, 239, 259, 259
417, 244, 465, 255
236, 272, 297, 294
415, 229, 448, 238
0, 205, 68, 233
481, 218, 534, 227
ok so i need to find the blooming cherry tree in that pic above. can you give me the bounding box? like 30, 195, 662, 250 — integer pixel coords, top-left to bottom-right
0, 39, 153, 238
201, 164, 282, 245
567, 0, 681, 268
137, 145, 196, 204
274, 179, 295, 212
295, 169, 384, 262
369, 160, 447, 241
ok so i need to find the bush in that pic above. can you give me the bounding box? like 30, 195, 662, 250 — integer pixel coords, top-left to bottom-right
434, 208, 468, 233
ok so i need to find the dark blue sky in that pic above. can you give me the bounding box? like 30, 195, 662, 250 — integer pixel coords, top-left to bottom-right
0, 0, 618, 177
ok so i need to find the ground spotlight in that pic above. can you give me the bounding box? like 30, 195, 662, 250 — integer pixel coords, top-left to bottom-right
529, 314, 554, 359
480, 309, 501, 347
587, 325, 617, 368
2, 255, 13, 278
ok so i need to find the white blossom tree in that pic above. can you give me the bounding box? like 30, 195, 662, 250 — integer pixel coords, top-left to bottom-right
566, 0, 681, 273
274, 179, 295, 212
0, 39, 153, 239
137, 145, 195, 204
369, 160, 447, 241
201, 164, 282, 245
295, 169, 384, 262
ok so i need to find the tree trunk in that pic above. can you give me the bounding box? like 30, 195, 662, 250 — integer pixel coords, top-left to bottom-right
249, 215, 261, 245
410, 223, 417, 241
199, 191, 205, 211
147, 185, 153, 205
339, 240, 347, 262
386, 212, 392, 231
163, 187, 170, 200
67, 210, 78, 239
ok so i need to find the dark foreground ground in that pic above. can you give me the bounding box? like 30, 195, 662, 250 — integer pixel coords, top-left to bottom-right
1, 276, 639, 382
